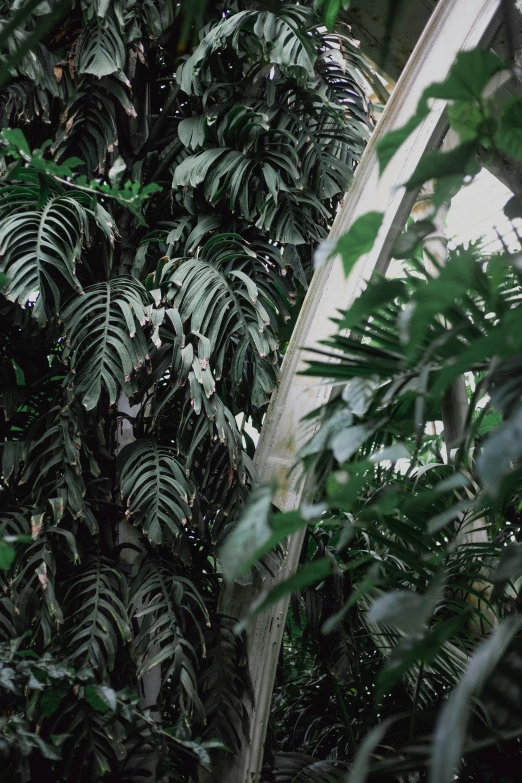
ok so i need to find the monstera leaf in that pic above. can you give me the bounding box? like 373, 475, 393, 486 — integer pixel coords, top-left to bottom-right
75, 19, 126, 78
61, 277, 150, 410
176, 7, 316, 96
118, 439, 194, 546
154, 234, 285, 411
62, 556, 131, 677
52, 77, 137, 175
128, 553, 207, 718
0, 187, 91, 326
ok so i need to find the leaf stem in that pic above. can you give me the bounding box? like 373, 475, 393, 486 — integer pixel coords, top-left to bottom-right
409, 660, 424, 741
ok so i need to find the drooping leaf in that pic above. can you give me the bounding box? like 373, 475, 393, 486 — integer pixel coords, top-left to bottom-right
220, 490, 310, 583
405, 140, 480, 190
236, 558, 333, 631
331, 424, 375, 464
40, 685, 67, 718
477, 404, 522, 495
333, 212, 384, 278
0, 539, 16, 570
128, 554, 207, 720
0, 190, 91, 326
496, 96, 522, 162
61, 278, 150, 410
429, 617, 522, 783
85, 684, 109, 714
377, 48, 506, 173
75, 19, 126, 78
367, 575, 443, 635
62, 557, 131, 677
118, 439, 194, 546
391, 220, 435, 259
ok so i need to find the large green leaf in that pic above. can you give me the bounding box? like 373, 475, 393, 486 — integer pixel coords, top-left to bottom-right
62, 557, 130, 676
176, 7, 316, 97
333, 212, 383, 277
155, 235, 284, 411
377, 48, 507, 173
405, 139, 480, 189
75, 19, 126, 78
21, 400, 91, 522
496, 96, 522, 162
61, 277, 150, 410
128, 554, 207, 719
52, 77, 137, 176
0, 189, 91, 326
118, 439, 194, 546
218, 485, 304, 582
236, 558, 333, 631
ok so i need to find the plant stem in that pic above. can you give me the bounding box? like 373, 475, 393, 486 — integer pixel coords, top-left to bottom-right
409, 660, 424, 741
331, 674, 358, 754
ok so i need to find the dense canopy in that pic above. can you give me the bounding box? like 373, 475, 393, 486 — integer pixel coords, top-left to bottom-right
0, 1, 373, 780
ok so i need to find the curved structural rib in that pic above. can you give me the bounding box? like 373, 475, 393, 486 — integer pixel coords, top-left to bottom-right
218, 1, 502, 780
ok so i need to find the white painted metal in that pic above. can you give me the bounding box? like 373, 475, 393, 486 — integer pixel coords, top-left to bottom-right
219, 2, 502, 781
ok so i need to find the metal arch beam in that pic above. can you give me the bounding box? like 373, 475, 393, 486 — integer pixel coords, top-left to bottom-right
218, 2, 502, 781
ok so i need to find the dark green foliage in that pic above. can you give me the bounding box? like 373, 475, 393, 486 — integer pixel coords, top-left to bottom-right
225, 46, 522, 782
0, 637, 213, 782
0, 0, 371, 779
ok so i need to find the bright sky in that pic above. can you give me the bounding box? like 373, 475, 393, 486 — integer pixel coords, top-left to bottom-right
446, 167, 522, 253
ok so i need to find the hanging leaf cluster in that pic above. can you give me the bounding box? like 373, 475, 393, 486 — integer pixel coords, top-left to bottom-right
0, 0, 373, 779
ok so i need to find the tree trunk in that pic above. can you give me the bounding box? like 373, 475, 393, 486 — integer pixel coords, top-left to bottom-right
217, 3, 502, 781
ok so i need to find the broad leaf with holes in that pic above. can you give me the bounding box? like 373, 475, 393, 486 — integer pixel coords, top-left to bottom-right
0, 184, 92, 326
128, 553, 207, 720
118, 439, 194, 546
61, 277, 150, 410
